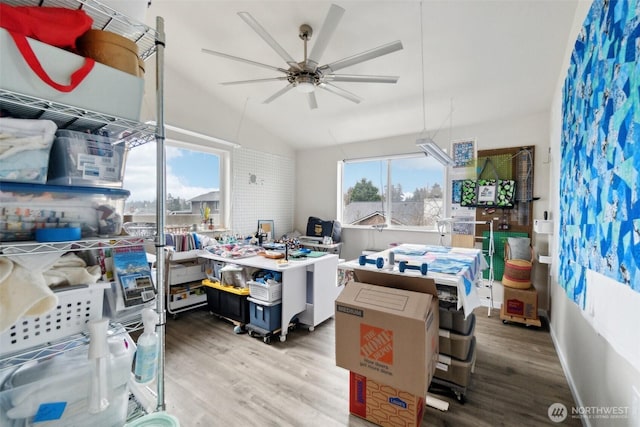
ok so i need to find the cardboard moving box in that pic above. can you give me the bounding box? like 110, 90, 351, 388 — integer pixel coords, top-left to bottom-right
349, 372, 424, 427
503, 285, 538, 319
335, 271, 439, 398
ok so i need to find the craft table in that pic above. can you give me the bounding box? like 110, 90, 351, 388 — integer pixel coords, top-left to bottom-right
197, 250, 341, 342
339, 243, 486, 317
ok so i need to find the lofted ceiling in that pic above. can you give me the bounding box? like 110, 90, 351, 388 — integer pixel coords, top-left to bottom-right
143, 0, 580, 150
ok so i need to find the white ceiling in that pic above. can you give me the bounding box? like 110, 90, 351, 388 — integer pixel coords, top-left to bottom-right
145, 0, 580, 150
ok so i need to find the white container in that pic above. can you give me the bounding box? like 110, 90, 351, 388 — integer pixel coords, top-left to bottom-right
533, 219, 554, 234
248, 279, 283, 302
538, 254, 552, 264
0, 28, 144, 121
0, 182, 130, 241
0, 283, 110, 357
47, 130, 127, 188
0, 324, 134, 427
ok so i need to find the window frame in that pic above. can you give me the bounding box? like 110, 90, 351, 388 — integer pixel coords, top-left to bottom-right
124, 138, 232, 229
337, 153, 449, 232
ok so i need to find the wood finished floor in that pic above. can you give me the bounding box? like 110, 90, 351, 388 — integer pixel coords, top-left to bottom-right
162, 307, 580, 427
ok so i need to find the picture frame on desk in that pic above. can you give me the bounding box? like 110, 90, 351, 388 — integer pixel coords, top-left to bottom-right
257, 219, 274, 241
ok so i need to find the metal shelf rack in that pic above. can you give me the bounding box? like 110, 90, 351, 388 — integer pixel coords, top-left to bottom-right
0, 0, 168, 417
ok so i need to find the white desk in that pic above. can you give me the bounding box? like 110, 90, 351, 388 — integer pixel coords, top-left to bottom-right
197, 250, 341, 341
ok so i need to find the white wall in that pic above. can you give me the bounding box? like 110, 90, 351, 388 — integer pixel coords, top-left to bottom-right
142, 61, 295, 158
295, 111, 552, 263
547, 2, 640, 426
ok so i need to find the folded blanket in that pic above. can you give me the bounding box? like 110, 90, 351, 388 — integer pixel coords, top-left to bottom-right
43, 253, 102, 287
0, 258, 58, 334
0, 253, 102, 333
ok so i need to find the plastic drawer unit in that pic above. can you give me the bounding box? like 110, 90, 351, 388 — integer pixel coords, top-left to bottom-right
202, 279, 250, 325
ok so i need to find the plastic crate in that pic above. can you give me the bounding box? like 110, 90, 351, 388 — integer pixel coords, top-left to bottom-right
0, 283, 110, 357
248, 280, 282, 302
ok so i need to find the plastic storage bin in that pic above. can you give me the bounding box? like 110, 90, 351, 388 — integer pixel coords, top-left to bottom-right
0, 324, 135, 427
0, 182, 129, 241
439, 313, 476, 360
247, 297, 282, 332
434, 337, 476, 387
0, 28, 144, 121
202, 279, 250, 325
0, 118, 57, 184
248, 280, 282, 302
439, 305, 475, 335
47, 130, 127, 188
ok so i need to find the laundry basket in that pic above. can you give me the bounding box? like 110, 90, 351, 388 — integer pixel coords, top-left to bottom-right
0, 283, 110, 356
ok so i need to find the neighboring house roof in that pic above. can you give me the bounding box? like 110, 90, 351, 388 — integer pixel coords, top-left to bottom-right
188, 191, 220, 203
344, 200, 442, 226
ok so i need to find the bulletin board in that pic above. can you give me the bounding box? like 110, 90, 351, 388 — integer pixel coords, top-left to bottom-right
474, 147, 535, 240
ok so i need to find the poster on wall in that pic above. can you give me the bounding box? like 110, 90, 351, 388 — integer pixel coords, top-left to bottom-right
451, 139, 475, 168
560, 0, 640, 308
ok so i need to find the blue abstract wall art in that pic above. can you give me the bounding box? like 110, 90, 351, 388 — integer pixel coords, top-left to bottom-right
560, 0, 640, 308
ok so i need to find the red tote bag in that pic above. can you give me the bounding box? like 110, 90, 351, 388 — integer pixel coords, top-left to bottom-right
0, 4, 95, 92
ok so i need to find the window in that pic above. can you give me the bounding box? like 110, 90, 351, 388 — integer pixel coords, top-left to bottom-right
339, 154, 446, 230
123, 141, 223, 226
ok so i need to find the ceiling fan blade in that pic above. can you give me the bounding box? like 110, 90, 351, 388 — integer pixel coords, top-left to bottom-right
264, 83, 295, 104
306, 4, 345, 71
238, 12, 302, 71
318, 40, 403, 73
307, 92, 318, 110
318, 82, 363, 104
221, 77, 289, 86
324, 74, 399, 84
202, 48, 288, 73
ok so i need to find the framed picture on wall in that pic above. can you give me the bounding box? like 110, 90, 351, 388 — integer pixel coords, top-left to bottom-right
452, 139, 476, 168
257, 220, 275, 241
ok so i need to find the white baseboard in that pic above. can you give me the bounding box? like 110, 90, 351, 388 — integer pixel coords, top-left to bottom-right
549, 324, 589, 427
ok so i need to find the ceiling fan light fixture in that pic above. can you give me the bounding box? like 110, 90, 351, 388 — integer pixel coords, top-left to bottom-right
294, 75, 316, 93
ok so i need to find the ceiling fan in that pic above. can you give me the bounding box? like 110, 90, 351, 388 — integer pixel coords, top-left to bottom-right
201, 4, 403, 109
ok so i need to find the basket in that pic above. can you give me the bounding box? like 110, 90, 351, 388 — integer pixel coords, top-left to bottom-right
502, 259, 533, 289
76, 30, 140, 76
0, 282, 110, 357
248, 280, 282, 302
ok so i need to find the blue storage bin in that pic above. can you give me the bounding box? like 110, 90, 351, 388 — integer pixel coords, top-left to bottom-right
248, 297, 282, 332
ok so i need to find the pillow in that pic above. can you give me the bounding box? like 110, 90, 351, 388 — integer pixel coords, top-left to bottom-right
506, 237, 531, 261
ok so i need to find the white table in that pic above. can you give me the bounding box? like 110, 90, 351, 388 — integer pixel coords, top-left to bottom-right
339, 244, 486, 318
197, 250, 341, 341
